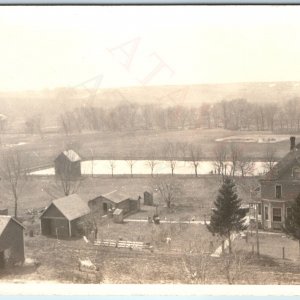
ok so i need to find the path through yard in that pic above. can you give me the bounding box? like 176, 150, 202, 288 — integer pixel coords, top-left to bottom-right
124, 218, 210, 225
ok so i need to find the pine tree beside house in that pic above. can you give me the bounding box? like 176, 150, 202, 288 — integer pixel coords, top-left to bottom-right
207, 177, 247, 253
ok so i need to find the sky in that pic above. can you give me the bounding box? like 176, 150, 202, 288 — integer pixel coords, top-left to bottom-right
1, 5, 300, 91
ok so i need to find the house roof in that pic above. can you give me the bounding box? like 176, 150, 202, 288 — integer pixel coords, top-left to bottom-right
0, 216, 25, 236
102, 190, 133, 204
47, 194, 90, 221
58, 150, 81, 162
264, 149, 300, 180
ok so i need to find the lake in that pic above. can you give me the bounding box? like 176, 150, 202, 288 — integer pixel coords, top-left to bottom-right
30, 160, 269, 176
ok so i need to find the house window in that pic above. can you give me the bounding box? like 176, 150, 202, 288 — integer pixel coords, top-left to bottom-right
273, 207, 282, 222
275, 185, 282, 199
293, 168, 300, 179
265, 205, 269, 220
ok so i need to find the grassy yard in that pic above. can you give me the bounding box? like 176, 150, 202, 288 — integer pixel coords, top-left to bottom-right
2, 226, 300, 284
0, 175, 259, 222
233, 231, 300, 262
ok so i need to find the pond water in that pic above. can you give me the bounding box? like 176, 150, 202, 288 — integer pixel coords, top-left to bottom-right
30, 160, 269, 176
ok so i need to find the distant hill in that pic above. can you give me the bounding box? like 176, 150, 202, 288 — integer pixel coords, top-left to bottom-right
1, 81, 300, 123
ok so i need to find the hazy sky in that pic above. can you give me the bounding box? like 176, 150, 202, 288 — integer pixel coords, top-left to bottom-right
1, 6, 300, 91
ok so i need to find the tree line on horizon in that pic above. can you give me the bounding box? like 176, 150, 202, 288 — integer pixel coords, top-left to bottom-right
57, 97, 300, 135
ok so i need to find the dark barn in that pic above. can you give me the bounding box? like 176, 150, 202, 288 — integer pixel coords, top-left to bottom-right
40, 194, 90, 238
0, 216, 25, 269
54, 150, 81, 180
88, 190, 140, 218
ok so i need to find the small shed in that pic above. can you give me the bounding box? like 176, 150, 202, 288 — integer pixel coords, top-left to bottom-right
40, 194, 90, 238
54, 149, 81, 180
144, 191, 153, 206
113, 208, 124, 223
0, 216, 25, 268
89, 190, 140, 217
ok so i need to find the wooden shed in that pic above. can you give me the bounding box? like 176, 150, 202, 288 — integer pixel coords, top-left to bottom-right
0, 216, 25, 269
89, 190, 140, 217
113, 208, 124, 223
40, 194, 90, 238
144, 191, 153, 206
54, 149, 81, 180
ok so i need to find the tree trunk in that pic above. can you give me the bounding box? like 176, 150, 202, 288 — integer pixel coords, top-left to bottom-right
228, 232, 232, 254
14, 196, 18, 218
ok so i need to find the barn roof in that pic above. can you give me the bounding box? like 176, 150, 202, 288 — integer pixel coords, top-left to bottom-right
263, 149, 300, 180
0, 216, 25, 236
102, 190, 132, 204
49, 194, 90, 221
56, 150, 81, 162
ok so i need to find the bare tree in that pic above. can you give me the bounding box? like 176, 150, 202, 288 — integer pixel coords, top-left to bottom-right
55, 161, 82, 196
213, 143, 228, 179
164, 142, 178, 176
154, 177, 182, 209
181, 239, 210, 283
263, 144, 277, 173
229, 143, 242, 177
238, 158, 255, 177
0, 150, 27, 218
56, 175, 82, 197
189, 144, 202, 177
221, 252, 248, 284
146, 148, 158, 177
59, 113, 73, 136
126, 159, 136, 178
108, 160, 116, 177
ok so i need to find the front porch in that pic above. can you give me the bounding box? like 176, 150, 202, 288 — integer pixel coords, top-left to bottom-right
261, 199, 291, 231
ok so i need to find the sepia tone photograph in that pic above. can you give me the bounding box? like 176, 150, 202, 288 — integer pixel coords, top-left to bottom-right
1, 4, 300, 290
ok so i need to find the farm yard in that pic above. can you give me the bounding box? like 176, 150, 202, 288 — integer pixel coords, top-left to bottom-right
3, 5, 300, 290
1, 126, 300, 284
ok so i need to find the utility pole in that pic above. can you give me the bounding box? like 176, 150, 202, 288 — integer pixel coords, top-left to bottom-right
255, 203, 260, 256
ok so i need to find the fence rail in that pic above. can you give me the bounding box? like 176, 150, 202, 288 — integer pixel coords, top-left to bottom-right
94, 239, 151, 250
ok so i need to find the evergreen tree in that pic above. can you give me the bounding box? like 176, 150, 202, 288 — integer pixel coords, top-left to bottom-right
284, 193, 300, 255
207, 177, 247, 253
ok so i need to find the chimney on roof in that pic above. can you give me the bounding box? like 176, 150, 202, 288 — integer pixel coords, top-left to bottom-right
290, 136, 296, 151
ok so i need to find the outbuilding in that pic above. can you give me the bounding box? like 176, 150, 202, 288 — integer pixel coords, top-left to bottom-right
113, 208, 124, 223
144, 191, 154, 206
54, 149, 82, 180
0, 216, 25, 268
40, 194, 90, 238
89, 190, 140, 217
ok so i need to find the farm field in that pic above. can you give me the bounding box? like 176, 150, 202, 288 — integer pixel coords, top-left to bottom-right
0, 128, 295, 170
